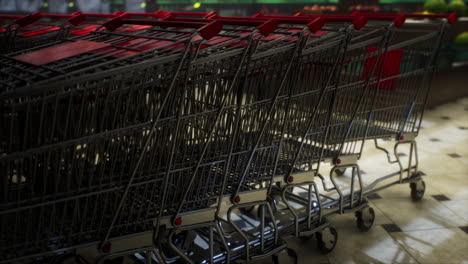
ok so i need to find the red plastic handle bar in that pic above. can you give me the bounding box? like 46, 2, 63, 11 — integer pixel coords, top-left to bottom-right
14, 12, 43, 27
103, 17, 222, 40
348, 12, 406, 28
352, 12, 457, 24
207, 14, 327, 33
252, 14, 367, 31
163, 16, 278, 36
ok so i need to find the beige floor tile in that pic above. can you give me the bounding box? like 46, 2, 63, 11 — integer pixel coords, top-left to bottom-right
327, 226, 418, 264
441, 199, 468, 222
371, 196, 466, 231
426, 174, 468, 200
390, 228, 468, 264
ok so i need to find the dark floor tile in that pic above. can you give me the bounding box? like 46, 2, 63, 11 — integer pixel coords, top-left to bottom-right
381, 223, 402, 233
458, 126, 468, 130
360, 170, 366, 175
441, 116, 451, 120
460, 226, 468, 234
429, 138, 441, 142
448, 153, 461, 158
432, 194, 450, 202
397, 152, 407, 157
367, 193, 382, 200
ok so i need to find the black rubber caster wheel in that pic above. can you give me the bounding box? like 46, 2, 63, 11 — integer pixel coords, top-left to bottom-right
356, 207, 375, 232
272, 248, 298, 264
316, 226, 338, 254
334, 168, 347, 176
410, 180, 425, 201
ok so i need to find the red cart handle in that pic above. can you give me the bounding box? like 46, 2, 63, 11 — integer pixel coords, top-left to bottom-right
207, 14, 332, 33
68, 11, 118, 26
252, 13, 368, 31
163, 15, 279, 36
351, 12, 457, 24
347, 12, 406, 28
103, 17, 222, 40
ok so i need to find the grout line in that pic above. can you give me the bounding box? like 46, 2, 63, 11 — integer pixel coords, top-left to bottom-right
386, 230, 422, 264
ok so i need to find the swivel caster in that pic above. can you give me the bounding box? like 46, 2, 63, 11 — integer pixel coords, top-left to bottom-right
316, 226, 338, 254
272, 248, 298, 264
410, 180, 425, 201
334, 168, 347, 176
355, 207, 375, 232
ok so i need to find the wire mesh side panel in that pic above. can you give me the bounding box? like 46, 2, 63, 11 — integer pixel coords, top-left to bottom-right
366, 25, 444, 138
221, 39, 303, 195
0, 54, 190, 260
276, 35, 346, 175
321, 26, 390, 158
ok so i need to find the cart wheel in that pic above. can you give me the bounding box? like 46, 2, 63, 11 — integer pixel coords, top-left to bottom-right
272, 248, 298, 264
334, 168, 347, 176
410, 180, 425, 201
316, 226, 338, 254
355, 207, 375, 232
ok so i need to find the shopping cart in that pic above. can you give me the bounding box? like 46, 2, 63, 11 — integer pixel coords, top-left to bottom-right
347, 13, 458, 201
282, 11, 457, 239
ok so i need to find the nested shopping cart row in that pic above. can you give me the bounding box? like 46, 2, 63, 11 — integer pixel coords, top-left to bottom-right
0, 11, 457, 264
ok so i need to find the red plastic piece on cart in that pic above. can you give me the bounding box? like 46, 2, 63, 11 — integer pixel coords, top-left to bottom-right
307, 17, 325, 33
174, 218, 183, 226
14, 12, 42, 27
233, 196, 241, 204
287, 176, 294, 183
102, 242, 112, 253
103, 17, 124, 31
393, 15, 406, 28
352, 16, 367, 30
399, 135, 404, 141
68, 12, 86, 26
251, 13, 263, 18
14, 40, 111, 66
336, 159, 342, 165
362, 47, 403, 90
197, 21, 222, 40
258, 19, 278, 36
447, 13, 458, 24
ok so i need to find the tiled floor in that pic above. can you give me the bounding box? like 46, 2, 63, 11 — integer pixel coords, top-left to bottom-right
258, 98, 468, 264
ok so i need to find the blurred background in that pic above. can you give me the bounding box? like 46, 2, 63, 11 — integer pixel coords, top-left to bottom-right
1, 0, 467, 103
